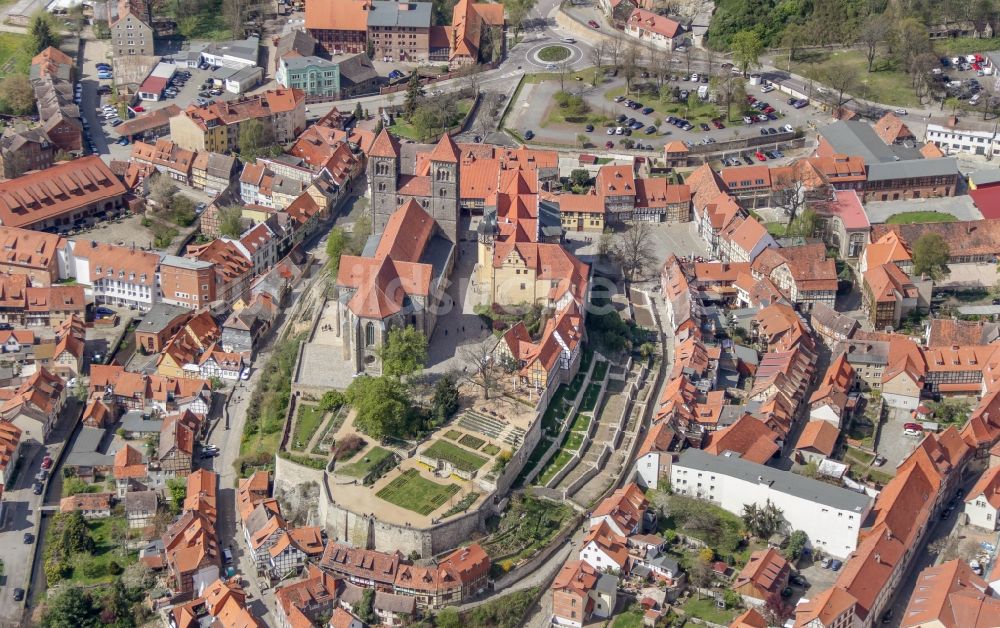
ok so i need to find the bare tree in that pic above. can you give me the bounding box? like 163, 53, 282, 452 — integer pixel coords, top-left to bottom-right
682, 44, 693, 77
623, 45, 641, 93
821, 60, 859, 109
771, 170, 809, 223
705, 47, 717, 78
461, 341, 502, 400
609, 33, 624, 72
614, 221, 656, 282
711, 73, 746, 124
857, 15, 890, 73
651, 46, 673, 89
557, 59, 572, 92
590, 39, 607, 86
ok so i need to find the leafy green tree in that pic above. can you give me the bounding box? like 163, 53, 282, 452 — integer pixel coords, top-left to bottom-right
41, 586, 99, 628
912, 232, 951, 280
357, 588, 376, 624
928, 398, 971, 424
404, 72, 421, 118
432, 375, 460, 423
742, 499, 785, 539
218, 206, 244, 238
378, 327, 428, 378
435, 607, 461, 628
730, 30, 763, 76
238, 119, 275, 161
62, 476, 92, 497
27, 12, 58, 56
166, 478, 187, 509
170, 194, 196, 227
353, 101, 363, 120
325, 227, 349, 276
345, 375, 413, 440
569, 169, 590, 188
102, 579, 131, 624
785, 530, 808, 560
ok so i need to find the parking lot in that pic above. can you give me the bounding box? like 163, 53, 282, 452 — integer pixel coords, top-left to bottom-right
509, 68, 820, 155
877, 406, 926, 471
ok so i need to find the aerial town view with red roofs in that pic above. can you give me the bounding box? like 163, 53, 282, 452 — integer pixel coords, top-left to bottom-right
4, 0, 1000, 626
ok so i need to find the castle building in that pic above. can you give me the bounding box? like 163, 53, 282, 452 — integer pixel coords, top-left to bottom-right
476, 169, 590, 310
335, 200, 455, 375
368, 130, 461, 244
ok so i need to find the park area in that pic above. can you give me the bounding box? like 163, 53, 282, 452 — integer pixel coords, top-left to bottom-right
376, 469, 461, 516
481, 495, 574, 568
781, 49, 920, 108
422, 439, 489, 473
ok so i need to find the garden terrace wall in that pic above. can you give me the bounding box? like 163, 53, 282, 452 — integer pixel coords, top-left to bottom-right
522, 357, 599, 485
543, 374, 609, 489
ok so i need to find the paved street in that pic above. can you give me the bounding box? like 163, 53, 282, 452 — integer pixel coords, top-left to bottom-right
197, 218, 332, 624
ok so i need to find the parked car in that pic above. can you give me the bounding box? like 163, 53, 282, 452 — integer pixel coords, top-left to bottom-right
642, 106, 654, 114
41, 456, 52, 470
699, 122, 710, 131
32, 482, 43, 495
13, 588, 24, 602
587, 19, 599, 28
755, 151, 767, 161
761, 84, 775, 93
793, 99, 808, 108
23, 532, 33, 544
524, 129, 534, 140
605, 141, 614, 149
613, 95, 625, 103
712, 119, 724, 129
830, 559, 843, 571
645, 125, 657, 134
585, 124, 594, 132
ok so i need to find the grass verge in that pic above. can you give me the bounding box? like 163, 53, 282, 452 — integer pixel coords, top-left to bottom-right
376, 469, 460, 515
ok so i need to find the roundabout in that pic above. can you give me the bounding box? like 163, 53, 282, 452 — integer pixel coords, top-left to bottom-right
527, 41, 584, 68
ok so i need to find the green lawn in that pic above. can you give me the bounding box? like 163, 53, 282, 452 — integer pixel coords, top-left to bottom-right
885, 211, 958, 224
423, 439, 488, 472
682, 597, 738, 625
458, 433, 486, 451
444, 429, 462, 440
613, 610, 645, 628
766, 222, 788, 237
337, 446, 394, 478
538, 45, 571, 62
67, 518, 137, 586
483, 444, 500, 456
579, 383, 602, 413
935, 37, 1000, 55
389, 99, 473, 141
291, 404, 325, 452
569, 412, 590, 432
783, 49, 919, 107
591, 360, 608, 382
376, 469, 460, 515
0, 32, 29, 77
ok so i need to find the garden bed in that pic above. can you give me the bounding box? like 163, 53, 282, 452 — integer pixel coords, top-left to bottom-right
376, 469, 460, 516
423, 439, 489, 472
337, 445, 394, 479
291, 404, 325, 452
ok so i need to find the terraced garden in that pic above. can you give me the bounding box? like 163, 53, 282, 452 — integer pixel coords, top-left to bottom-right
423, 439, 489, 472
337, 446, 394, 479
579, 383, 602, 413
376, 469, 461, 515
482, 494, 573, 563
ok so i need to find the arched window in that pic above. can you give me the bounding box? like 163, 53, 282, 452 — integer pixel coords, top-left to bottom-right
439, 188, 447, 197
378, 182, 386, 192
365, 322, 375, 346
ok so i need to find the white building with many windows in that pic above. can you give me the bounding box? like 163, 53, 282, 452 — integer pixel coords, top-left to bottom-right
670, 449, 872, 558
926, 123, 1000, 157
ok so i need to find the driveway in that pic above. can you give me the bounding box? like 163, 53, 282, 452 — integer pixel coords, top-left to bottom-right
876, 406, 923, 471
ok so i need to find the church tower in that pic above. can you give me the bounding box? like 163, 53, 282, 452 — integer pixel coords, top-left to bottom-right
368, 129, 401, 234
428, 134, 461, 243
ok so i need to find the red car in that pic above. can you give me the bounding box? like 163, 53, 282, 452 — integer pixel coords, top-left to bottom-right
588, 19, 600, 28
711, 119, 724, 129
41, 457, 52, 470
903, 422, 923, 431
132, 105, 145, 112
747, 95, 757, 104
763, 106, 775, 114
605, 140, 614, 149
755, 151, 767, 161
